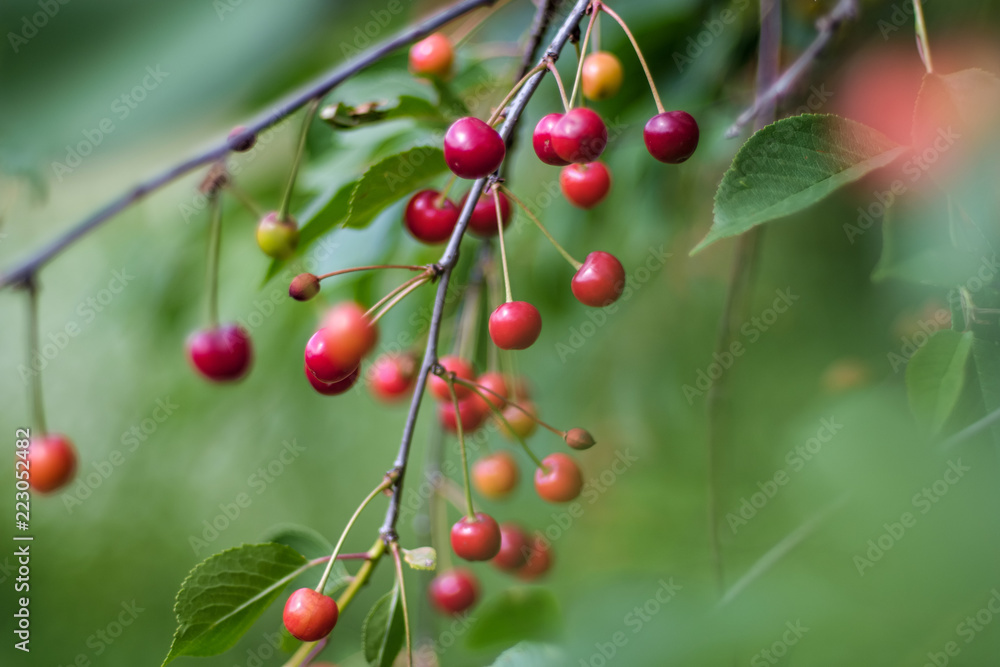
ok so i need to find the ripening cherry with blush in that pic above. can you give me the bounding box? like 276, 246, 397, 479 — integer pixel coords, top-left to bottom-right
187, 324, 253, 382
532, 113, 570, 166
470, 371, 508, 412
488, 301, 542, 350
256, 211, 299, 259
472, 451, 519, 499
644, 111, 699, 164
443, 117, 505, 179
409, 32, 454, 79
429, 569, 479, 615
451, 512, 502, 561
560, 161, 611, 209
369, 354, 417, 402
551, 108, 607, 163
305, 303, 377, 383
492, 523, 529, 571
517, 537, 553, 580
498, 400, 538, 440
581, 51, 624, 101
305, 363, 360, 396
438, 397, 488, 433
404, 190, 460, 244
26, 434, 77, 493
428, 355, 476, 401
462, 190, 512, 237
283, 588, 339, 641
571, 251, 626, 307
535, 453, 584, 503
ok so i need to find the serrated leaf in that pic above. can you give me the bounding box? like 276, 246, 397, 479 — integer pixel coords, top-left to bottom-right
161, 544, 308, 666
261, 524, 350, 595
906, 330, 974, 434
402, 546, 436, 570
362, 587, 406, 667
694, 114, 907, 254
487, 642, 569, 667
344, 146, 447, 230
466, 588, 562, 650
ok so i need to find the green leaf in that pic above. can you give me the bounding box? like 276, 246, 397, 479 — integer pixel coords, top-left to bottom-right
487, 642, 569, 667
913, 68, 1000, 143
906, 330, 975, 434
344, 146, 447, 229
402, 546, 436, 570
972, 338, 1000, 448
466, 588, 562, 650
694, 115, 907, 254
161, 544, 308, 666
261, 524, 350, 595
361, 587, 405, 667
319, 96, 446, 129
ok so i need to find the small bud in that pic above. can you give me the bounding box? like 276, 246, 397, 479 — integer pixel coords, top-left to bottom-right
228, 125, 256, 152
564, 427, 595, 450
198, 162, 229, 195
289, 273, 320, 301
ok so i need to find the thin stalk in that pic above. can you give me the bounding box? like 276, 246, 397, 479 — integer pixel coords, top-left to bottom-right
546, 61, 571, 112
500, 185, 581, 269
445, 376, 477, 518
493, 187, 514, 303
453, 379, 546, 468
600, 4, 665, 113
569, 4, 600, 107
912, 0, 934, 73
317, 264, 427, 281
452, 0, 515, 46
226, 181, 264, 218
25, 279, 47, 435
369, 275, 432, 325
205, 193, 223, 328
365, 271, 432, 319
435, 174, 458, 208
279, 98, 321, 221
456, 279, 482, 361
454, 377, 563, 436
487, 62, 549, 125
390, 542, 414, 667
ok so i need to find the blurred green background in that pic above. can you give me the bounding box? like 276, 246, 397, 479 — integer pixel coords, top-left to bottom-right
2, 0, 1000, 665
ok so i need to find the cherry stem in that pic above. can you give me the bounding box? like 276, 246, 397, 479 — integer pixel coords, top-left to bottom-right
454, 377, 564, 436
452, 379, 547, 469
600, 4, 665, 113
435, 476, 471, 514
315, 474, 396, 592
499, 185, 582, 270
592, 9, 601, 52
912, 0, 934, 73
368, 274, 432, 325
317, 264, 427, 282
569, 3, 599, 107
546, 61, 571, 112
435, 174, 457, 208
486, 61, 548, 126
444, 375, 478, 519
24, 278, 47, 435
492, 187, 514, 303
389, 542, 414, 667
225, 181, 264, 219
205, 192, 223, 328
278, 97, 321, 222
451, 0, 515, 46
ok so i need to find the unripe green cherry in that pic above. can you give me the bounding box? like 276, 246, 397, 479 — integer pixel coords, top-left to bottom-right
256, 212, 299, 259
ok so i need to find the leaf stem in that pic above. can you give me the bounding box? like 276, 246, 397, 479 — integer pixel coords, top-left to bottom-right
389, 542, 414, 667
445, 375, 477, 519
279, 98, 321, 222
599, 4, 664, 113
499, 184, 581, 269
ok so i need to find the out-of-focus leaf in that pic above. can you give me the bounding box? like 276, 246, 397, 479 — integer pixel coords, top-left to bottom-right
402, 546, 436, 570
344, 146, 447, 229
486, 642, 569, 666
906, 330, 974, 434
466, 588, 562, 649
361, 587, 405, 667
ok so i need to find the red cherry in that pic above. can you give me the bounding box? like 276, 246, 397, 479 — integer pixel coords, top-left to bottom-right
322, 302, 379, 354
472, 451, 519, 499
560, 162, 611, 209
283, 588, 339, 641
305, 363, 360, 396
571, 251, 626, 307
450, 512, 502, 561
186, 324, 253, 382
438, 397, 488, 433
26, 434, 77, 493
644, 111, 699, 164
492, 523, 529, 571
429, 569, 479, 615
470, 371, 508, 412
369, 354, 417, 402
404, 190, 459, 244
428, 356, 476, 401
551, 108, 607, 163
517, 537, 553, 580
461, 190, 512, 237
488, 301, 542, 350
443, 117, 506, 179
409, 32, 454, 79
532, 113, 571, 166
306, 303, 377, 382
535, 453, 583, 503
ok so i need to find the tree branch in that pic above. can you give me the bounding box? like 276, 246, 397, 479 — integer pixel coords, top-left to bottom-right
0, 0, 498, 289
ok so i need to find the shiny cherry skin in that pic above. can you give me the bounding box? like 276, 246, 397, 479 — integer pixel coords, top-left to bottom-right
488, 301, 542, 350
560, 161, 611, 209
517, 537, 553, 580
535, 453, 584, 503
492, 523, 530, 571
409, 32, 454, 79
551, 108, 607, 163
305, 363, 360, 396
472, 451, 519, 499
187, 324, 253, 382
428, 356, 476, 401
429, 569, 479, 615
369, 354, 417, 402
304, 303, 378, 383
571, 251, 626, 307
283, 588, 339, 641
644, 111, 699, 164
450, 512, 502, 561
443, 117, 505, 179
438, 397, 488, 433
26, 434, 77, 493
532, 113, 571, 166
470, 371, 508, 412
581, 51, 624, 101
256, 211, 299, 259
404, 190, 460, 244
461, 189, 512, 237
499, 400, 538, 440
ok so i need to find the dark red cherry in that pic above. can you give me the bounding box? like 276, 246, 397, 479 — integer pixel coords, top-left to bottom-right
26, 434, 77, 493
305, 363, 360, 396
186, 324, 253, 382
450, 512, 502, 561
571, 251, 626, 307
429, 569, 479, 615
488, 301, 542, 350
444, 117, 506, 179
644, 111, 699, 164
492, 523, 530, 571
283, 588, 339, 641
438, 397, 488, 433
461, 189, 512, 237
551, 108, 607, 163
404, 190, 460, 244
532, 113, 571, 166
560, 161, 611, 209
517, 537, 553, 580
